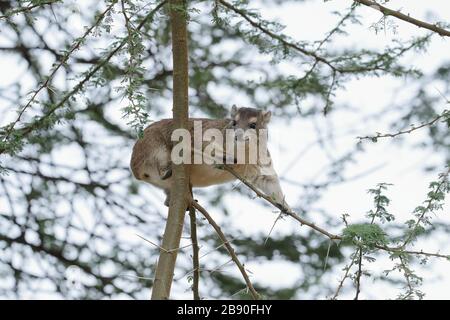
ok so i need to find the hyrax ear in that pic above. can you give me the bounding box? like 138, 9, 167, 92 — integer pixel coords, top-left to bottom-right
230, 104, 238, 118
261, 110, 272, 124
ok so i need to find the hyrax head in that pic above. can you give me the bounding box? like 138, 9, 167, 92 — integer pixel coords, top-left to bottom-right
230, 105, 271, 130
229, 105, 272, 142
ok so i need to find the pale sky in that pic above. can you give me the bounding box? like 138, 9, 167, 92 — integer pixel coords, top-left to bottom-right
1, 0, 449, 299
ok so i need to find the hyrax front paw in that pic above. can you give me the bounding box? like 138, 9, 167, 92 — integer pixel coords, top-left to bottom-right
160, 165, 172, 180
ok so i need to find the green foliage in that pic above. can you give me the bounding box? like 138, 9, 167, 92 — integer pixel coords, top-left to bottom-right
118, 0, 150, 136
342, 223, 388, 249
367, 183, 395, 223
386, 252, 425, 300
403, 169, 450, 246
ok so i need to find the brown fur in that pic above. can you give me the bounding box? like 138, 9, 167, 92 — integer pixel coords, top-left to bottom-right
130, 107, 288, 208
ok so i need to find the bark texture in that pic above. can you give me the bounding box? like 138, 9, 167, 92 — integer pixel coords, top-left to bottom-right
151, 0, 190, 300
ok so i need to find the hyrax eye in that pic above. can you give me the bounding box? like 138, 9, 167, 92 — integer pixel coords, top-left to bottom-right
249, 123, 257, 129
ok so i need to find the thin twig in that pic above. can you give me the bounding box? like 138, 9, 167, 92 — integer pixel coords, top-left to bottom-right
175, 259, 233, 282
217, 0, 342, 73
398, 254, 414, 299
332, 257, 356, 299
0, 1, 167, 156
0, 0, 60, 19
222, 163, 450, 264
222, 166, 450, 259
401, 167, 450, 248
354, 248, 363, 300
207, 259, 233, 276
384, 248, 450, 259
199, 237, 236, 260
189, 205, 200, 300
191, 199, 260, 300
119, 273, 153, 281
136, 234, 169, 253
323, 71, 337, 115
136, 234, 192, 253
0, 1, 117, 145
222, 165, 342, 241
264, 212, 283, 245
353, 0, 450, 37
323, 241, 332, 272
358, 110, 449, 141
316, 4, 357, 51
217, 0, 406, 74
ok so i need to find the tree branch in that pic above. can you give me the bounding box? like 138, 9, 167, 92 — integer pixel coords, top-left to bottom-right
191, 200, 260, 300
380, 247, 450, 260
217, 0, 341, 72
189, 205, 200, 300
217, 0, 417, 75
222, 165, 450, 261
151, 0, 190, 300
358, 110, 449, 141
0, 1, 116, 147
332, 258, 356, 300
353, 0, 450, 37
0, 1, 167, 156
354, 248, 363, 300
0, 0, 61, 20
222, 165, 341, 241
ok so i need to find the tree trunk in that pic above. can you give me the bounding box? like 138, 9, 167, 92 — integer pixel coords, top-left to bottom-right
151, 0, 190, 300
